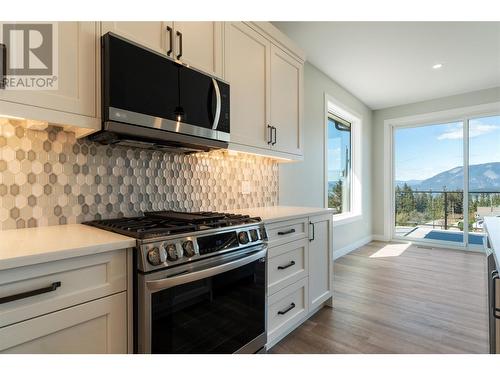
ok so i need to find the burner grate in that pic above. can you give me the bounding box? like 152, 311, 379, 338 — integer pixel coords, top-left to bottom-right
84, 211, 262, 239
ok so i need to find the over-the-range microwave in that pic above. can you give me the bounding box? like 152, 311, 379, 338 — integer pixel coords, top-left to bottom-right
89, 33, 230, 152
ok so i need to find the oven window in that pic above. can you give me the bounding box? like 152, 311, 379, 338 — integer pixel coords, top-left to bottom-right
150, 258, 266, 354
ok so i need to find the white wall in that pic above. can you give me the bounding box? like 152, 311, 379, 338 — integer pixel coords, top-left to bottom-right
279, 62, 373, 255
371, 86, 500, 237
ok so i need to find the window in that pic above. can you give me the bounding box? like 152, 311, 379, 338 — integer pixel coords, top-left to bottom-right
327, 113, 352, 214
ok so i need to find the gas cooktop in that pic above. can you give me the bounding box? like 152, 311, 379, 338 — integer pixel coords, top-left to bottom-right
83, 210, 261, 239
84, 210, 266, 273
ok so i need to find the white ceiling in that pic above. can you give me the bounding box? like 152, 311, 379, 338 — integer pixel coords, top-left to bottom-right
273, 22, 500, 110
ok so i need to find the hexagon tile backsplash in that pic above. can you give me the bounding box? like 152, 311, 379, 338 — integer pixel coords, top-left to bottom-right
0, 121, 279, 230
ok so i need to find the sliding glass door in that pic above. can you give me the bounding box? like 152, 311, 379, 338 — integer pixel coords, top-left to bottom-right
393, 114, 500, 249
467, 115, 500, 248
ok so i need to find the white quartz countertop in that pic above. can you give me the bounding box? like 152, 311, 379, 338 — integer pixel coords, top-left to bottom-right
485, 217, 500, 263
0, 224, 136, 271
0, 206, 332, 271
233, 206, 334, 223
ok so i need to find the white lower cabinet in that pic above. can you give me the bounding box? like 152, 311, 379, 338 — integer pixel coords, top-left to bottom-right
308, 214, 334, 311
0, 249, 129, 354
266, 213, 333, 349
268, 278, 308, 345
0, 292, 127, 354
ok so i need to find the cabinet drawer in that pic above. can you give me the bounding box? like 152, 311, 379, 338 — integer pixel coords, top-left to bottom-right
0, 292, 127, 353
267, 277, 308, 345
0, 250, 127, 328
268, 238, 308, 295
266, 217, 308, 247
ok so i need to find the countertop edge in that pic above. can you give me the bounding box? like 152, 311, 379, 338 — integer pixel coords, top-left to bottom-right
0, 238, 136, 271
260, 209, 333, 224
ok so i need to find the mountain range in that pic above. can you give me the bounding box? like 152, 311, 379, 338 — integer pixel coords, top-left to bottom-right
396, 162, 500, 192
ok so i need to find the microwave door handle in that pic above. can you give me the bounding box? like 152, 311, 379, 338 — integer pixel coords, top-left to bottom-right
211, 77, 221, 130
146, 248, 267, 292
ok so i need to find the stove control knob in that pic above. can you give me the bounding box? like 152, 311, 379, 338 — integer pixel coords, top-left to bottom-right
238, 231, 249, 245
182, 240, 195, 258
166, 243, 178, 261
147, 247, 166, 266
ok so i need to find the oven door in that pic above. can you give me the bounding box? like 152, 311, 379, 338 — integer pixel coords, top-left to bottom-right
137, 246, 267, 354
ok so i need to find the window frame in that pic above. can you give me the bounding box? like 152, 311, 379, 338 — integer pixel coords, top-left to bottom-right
382, 101, 500, 244
326, 113, 352, 215
324, 93, 363, 225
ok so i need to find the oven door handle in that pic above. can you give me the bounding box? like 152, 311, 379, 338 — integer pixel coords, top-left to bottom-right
145, 248, 267, 292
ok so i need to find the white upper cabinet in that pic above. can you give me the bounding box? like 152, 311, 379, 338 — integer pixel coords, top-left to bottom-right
0, 22, 98, 130
101, 21, 223, 78
270, 44, 303, 156
225, 22, 304, 160
101, 21, 172, 56
224, 22, 270, 150
173, 22, 223, 77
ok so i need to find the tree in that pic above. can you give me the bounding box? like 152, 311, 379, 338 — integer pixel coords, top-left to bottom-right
328, 179, 343, 213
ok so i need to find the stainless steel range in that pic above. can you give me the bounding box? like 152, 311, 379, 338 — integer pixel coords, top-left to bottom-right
84, 210, 268, 354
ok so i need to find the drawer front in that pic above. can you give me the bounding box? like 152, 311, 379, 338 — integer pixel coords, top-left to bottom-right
268, 238, 308, 295
0, 249, 127, 328
0, 292, 127, 353
266, 217, 308, 247
267, 277, 308, 345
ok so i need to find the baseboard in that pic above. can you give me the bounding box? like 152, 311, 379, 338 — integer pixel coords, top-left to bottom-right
333, 235, 373, 260
371, 234, 388, 242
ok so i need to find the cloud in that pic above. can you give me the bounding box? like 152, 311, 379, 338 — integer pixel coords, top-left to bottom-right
437, 124, 499, 140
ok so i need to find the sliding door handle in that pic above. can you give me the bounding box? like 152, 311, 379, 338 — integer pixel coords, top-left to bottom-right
166, 26, 173, 56
176, 31, 183, 60
493, 272, 500, 319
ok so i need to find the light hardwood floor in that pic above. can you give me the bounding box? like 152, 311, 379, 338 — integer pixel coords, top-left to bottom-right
270, 241, 489, 354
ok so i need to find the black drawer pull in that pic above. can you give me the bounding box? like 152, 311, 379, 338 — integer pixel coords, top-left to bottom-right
278, 261, 296, 270
0, 281, 62, 305
278, 229, 296, 236
278, 302, 296, 315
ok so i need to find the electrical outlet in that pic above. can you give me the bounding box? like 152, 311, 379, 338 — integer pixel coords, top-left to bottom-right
241, 181, 251, 195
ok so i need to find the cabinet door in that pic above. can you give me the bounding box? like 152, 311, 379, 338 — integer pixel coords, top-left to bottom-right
270, 44, 303, 156
173, 22, 223, 77
308, 214, 333, 311
0, 22, 97, 117
101, 21, 172, 56
224, 22, 270, 150
0, 292, 127, 354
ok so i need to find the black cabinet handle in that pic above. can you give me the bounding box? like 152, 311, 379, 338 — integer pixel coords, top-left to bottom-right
176, 31, 183, 59
278, 228, 295, 236
278, 302, 296, 315
278, 261, 295, 270
166, 26, 173, 56
309, 222, 315, 242
492, 272, 500, 319
272, 126, 277, 145
0, 43, 6, 89
267, 124, 273, 145
0, 281, 62, 305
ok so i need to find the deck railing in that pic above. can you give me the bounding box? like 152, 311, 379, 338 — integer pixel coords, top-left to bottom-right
394, 190, 500, 231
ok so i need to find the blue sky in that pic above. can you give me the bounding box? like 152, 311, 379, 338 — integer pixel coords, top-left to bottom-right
394, 115, 500, 181
327, 119, 350, 182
